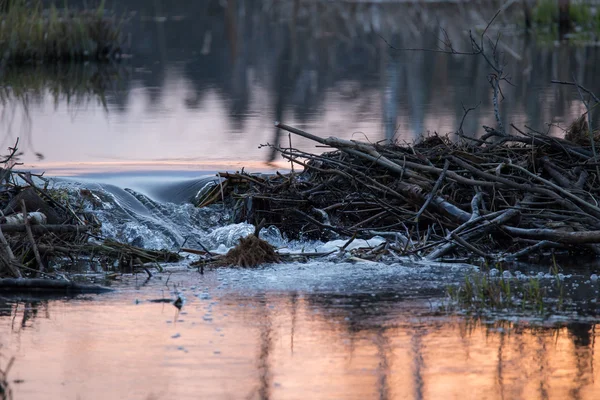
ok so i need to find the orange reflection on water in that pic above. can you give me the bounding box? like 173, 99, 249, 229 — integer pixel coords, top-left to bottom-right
2, 289, 599, 400
23, 159, 290, 176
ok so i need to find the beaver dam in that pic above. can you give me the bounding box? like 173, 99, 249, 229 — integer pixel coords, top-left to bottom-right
194, 119, 600, 265
5, 115, 600, 279
0, 139, 178, 288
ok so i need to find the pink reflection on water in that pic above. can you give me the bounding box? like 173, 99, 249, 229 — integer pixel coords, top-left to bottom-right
2, 272, 599, 400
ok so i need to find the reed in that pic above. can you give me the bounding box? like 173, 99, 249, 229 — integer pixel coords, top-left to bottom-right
446, 257, 568, 315
0, 0, 122, 64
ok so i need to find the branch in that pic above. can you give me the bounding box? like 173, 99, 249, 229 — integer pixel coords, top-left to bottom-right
551, 80, 600, 104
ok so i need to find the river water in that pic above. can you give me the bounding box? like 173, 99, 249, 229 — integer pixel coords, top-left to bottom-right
3, 265, 600, 400
2, 1, 600, 399
4, 0, 600, 174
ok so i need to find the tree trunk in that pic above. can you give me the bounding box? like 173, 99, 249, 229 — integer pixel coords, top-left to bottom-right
558, 0, 571, 40
523, 0, 532, 30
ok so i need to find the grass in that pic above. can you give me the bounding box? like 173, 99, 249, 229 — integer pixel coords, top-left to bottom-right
447, 257, 566, 315
0, 0, 122, 64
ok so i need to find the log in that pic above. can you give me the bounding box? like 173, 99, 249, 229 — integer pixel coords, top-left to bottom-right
3, 187, 65, 224
502, 227, 600, 244
0, 278, 113, 293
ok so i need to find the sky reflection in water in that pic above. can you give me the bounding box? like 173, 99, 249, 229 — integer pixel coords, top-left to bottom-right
0, 0, 598, 174
1, 269, 600, 400
2, 2, 600, 398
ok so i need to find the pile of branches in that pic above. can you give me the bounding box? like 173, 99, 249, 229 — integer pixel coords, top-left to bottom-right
0, 140, 178, 280
199, 120, 600, 262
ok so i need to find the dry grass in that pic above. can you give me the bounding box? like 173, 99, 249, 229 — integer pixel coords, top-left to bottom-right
566, 114, 600, 146
219, 235, 280, 267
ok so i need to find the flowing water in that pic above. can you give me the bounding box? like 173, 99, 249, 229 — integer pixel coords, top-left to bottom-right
3, 1, 600, 399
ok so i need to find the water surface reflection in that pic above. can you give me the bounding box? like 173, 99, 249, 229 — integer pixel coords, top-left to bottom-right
2, 271, 599, 400
1, 1, 599, 174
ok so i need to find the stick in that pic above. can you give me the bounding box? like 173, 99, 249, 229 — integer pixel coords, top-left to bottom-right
489, 74, 505, 135
502, 226, 600, 244
427, 208, 520, 260
506, 240, 561, 259
415, 159, 450, 222
551, 80, 600, 104
338, 232, 358, 255
571, 73, 600, 179
450, 231, 489, 258
0, 225, 22, 278
21, 200, 45, 273
180, 247, 208, 256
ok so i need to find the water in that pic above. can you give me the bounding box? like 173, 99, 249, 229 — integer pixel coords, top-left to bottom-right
2, 0, 600, 174
3, 1, 600, 398
2, 267, 600, 400
2, 174, 599, 398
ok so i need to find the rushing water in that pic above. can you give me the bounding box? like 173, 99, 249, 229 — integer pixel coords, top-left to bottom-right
3, 1, 600, 399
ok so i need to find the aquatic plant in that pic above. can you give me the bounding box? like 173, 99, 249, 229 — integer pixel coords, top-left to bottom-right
0, 0, 122, 64
446, 259, 567, 315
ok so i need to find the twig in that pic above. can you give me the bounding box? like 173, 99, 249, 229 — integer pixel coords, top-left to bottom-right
450, 231, 489, 258
21, 200, 45, 273
571, 73, 600, 180
456, 102, 481, 140
427, 208, 520, 261
0, 225, 22, 278
415, 159, 450, 222
551, 80, 600, 104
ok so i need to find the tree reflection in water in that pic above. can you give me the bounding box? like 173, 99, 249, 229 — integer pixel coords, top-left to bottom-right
2, 1, 600, 169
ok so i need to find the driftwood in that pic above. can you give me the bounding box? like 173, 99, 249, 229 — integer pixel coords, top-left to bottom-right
37, 240, 180, 264
197, 120, 600, 262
